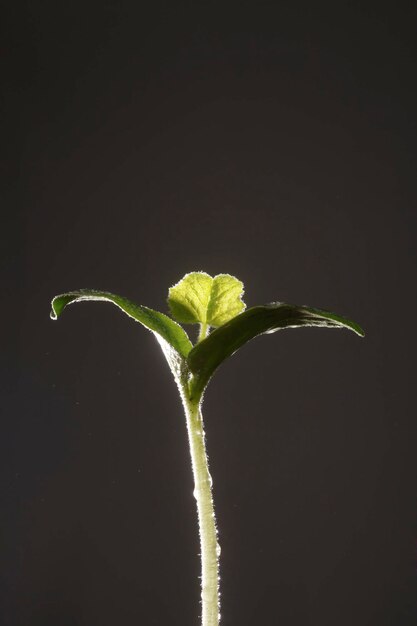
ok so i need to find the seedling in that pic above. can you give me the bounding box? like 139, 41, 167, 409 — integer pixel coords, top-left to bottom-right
51, 272, 364, 626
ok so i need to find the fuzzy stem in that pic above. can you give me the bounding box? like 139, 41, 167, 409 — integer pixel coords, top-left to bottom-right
182, 392, 220, 626
157, 336, 220, 625
197, 322, 209, 343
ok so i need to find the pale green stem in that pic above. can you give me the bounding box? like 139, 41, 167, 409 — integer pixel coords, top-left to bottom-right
197, 322, 209, 343
182, 391, 220, 626
157, 335, 220, 626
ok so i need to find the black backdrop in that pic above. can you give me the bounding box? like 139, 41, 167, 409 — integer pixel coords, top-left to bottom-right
3, 3, 417, 625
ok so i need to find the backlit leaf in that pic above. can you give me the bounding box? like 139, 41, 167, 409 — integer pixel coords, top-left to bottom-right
50, 289, 193, 358
188, 302, 364, 398
168, 272, 245, 327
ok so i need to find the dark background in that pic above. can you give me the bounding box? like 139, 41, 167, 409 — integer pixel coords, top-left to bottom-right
2, 2, 416, 625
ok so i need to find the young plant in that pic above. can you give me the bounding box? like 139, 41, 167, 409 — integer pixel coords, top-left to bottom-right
50, 272, 364, 626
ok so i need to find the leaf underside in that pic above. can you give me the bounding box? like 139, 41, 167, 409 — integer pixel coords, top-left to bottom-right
50, 290, 193, 358
188, 302, 365, 398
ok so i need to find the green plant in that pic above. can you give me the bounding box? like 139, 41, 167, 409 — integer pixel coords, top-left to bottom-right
51, 271, 364, 626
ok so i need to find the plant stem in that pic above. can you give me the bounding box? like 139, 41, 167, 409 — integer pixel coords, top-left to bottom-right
182, 391, 220, 626
197, 322, 209, 344
158, 335, 219, 625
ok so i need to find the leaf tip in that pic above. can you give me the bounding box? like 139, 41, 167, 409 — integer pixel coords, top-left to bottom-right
49, 293, 74, 321
50, 296, 59, 320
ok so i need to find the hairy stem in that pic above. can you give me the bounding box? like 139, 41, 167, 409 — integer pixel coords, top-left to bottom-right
182, 391, 220, 626
197, 322, 209, 344
157, 337, 220, 625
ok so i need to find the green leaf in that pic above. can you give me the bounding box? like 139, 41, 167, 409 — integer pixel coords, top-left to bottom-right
50, 289, 193, 358
168, 272, 246, 327
188, 302, 364, 399
207, 274, 246, 327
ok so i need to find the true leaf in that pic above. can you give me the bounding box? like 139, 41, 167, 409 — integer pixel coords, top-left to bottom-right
50, 289, 193, 358
188, 302, 364, 398
168, 272, 245, 327
206, 274, 246, 327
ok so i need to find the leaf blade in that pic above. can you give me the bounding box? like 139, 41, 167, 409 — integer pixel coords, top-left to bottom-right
206, 274, 245, 327
168, 271, 246, 327
50, 289, 193, 358
188, 302, 364, 398
168, 272, 213, 324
